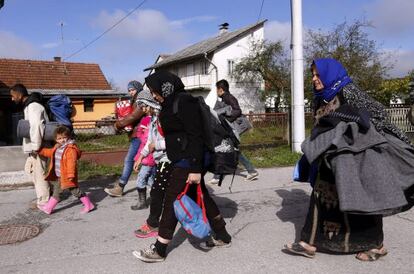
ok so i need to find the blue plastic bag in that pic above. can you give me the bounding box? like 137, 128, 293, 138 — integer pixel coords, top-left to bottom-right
293, 154, 318, 187
174, 184, 211, 239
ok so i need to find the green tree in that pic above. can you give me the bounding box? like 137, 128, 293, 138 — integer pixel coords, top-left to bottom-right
304, 19, 392, 102
232, 40, 290, 111
376, 71, 414, 105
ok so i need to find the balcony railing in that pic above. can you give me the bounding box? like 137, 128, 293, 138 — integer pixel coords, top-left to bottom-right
180, 74, 212, 90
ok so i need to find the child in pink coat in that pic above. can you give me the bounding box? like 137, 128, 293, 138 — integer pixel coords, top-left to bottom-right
131, 102, 158, 210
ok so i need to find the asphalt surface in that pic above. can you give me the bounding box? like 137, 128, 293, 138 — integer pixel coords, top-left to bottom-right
1, 167, 413, 274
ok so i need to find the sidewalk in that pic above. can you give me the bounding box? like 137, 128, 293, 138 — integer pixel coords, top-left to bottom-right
0, 167, 413, 273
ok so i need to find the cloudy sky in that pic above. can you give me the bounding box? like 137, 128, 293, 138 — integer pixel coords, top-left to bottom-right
1, 0, 413, 90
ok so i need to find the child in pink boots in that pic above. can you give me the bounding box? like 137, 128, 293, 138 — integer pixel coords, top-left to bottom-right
38, 125, 94, 214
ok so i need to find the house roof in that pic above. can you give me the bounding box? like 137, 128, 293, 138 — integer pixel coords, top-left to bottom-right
145, 20, 267, 71
0, 58, 118, 95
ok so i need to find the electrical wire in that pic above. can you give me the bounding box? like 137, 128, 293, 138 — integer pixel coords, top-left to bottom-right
257, 0, 265, 22
64, 0, 147, 61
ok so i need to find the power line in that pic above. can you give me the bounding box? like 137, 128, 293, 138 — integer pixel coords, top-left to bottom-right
257, 0, 265, 22
64, 0, 147, 61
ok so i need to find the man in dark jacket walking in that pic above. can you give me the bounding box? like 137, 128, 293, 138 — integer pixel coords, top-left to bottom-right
209, 79, 258, 184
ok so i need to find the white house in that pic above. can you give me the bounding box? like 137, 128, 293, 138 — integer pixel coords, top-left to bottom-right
145, 20, 267, 113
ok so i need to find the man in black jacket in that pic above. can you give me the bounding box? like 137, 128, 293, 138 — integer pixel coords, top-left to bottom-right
209, 79, 258, 184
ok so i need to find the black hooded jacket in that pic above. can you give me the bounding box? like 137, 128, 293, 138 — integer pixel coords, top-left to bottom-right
23, 92, 44, 109
145, 71, 204, 172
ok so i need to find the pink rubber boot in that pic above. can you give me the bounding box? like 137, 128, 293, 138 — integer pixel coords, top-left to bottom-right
38, 197, 59, 215
80, 195, 95, 214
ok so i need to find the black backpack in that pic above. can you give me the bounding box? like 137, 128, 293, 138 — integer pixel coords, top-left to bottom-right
173, 93, 240, 188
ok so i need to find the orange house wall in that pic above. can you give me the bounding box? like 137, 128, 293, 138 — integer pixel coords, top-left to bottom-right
72, 99, 116, 121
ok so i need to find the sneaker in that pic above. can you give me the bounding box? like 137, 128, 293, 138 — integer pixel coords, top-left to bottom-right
199, 237, 232, 250
104, 182, 124, 197
134, 223, 159, 238
208, 178, 220, 185
245, 172, 259, 181
132, 244, 165, 263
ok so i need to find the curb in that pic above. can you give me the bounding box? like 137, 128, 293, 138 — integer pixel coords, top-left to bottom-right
0, 171, 32, 186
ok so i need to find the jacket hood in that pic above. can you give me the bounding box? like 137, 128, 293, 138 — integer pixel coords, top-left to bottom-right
23, 92, 44, 108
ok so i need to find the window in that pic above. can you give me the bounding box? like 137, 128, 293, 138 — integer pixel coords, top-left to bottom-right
187, 63, 195, 76
83, 99, 94, 112
200, 61, 209, 75
227, 59, 235, 75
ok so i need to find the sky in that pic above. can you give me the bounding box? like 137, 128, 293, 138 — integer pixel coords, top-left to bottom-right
1, 0, 414, 91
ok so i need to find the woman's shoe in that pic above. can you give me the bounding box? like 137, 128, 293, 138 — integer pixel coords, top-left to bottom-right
283, 242, 316, 258
132, 244, 165, 263
134, 223, 159, 238
356, 246, 388, 261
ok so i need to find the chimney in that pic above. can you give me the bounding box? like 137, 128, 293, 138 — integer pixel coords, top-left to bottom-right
54, 56, 61, 62
219, 23, 229, 35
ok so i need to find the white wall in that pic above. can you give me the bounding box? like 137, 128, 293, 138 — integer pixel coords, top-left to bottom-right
205, 27, 265, 113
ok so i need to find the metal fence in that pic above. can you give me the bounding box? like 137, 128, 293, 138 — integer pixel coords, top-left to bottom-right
73, 119, 117, 136
385, 107, 414, 133
72, 107, 414, 150
244, 112, 314, 142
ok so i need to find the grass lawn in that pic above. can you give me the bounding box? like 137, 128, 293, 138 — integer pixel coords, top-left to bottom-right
243, 145, 301, 168
241, 126, 287, 145
77, 127, 303, 179
77, 133, 129, 152
78, 160, 124, 181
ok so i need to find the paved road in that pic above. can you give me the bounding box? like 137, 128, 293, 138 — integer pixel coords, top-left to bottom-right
1, 167, 413, 274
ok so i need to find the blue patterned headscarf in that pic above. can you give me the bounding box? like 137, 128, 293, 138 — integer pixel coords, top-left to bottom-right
313, 58, 352, 102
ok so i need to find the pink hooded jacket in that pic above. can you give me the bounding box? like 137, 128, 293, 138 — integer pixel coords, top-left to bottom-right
134, 116, 155, 166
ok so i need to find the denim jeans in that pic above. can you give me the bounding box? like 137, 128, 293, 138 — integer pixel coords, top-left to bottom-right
238, 152, 256, 173
136, 165, 156, 189
119, 137, 141, 185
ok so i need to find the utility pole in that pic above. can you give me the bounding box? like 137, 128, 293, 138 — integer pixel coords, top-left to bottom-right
290, 0, 305, 152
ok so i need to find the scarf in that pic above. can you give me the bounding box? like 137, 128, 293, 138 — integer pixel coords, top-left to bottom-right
54, 139, 75, 177
136, 89, 161, 110
313, 58, 352, 103
145, 70, 185, 108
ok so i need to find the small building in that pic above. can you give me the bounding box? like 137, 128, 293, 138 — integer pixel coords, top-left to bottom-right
145, 20, 267, 113
0, 57, 123, 146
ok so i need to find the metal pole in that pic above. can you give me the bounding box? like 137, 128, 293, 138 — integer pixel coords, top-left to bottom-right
290, 0, 305, 152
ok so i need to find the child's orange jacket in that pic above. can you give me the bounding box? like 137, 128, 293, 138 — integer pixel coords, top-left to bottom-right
39, 143, 81, 190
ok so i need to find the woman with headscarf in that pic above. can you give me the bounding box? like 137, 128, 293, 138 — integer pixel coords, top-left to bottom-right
284, 58, 414, 261
132, 71, 232, 263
